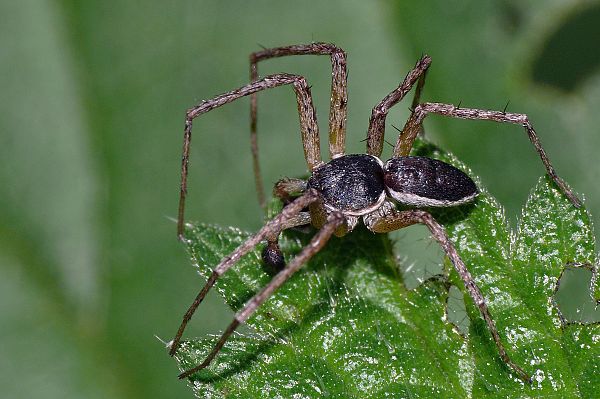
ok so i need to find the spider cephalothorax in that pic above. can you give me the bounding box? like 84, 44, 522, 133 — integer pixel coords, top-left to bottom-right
168, 42, 581, 382
308, 154, 386, 217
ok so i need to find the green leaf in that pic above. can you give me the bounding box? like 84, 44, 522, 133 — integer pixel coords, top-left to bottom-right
173, 140, 599, 398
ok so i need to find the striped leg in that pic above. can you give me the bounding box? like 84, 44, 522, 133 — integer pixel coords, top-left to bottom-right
177, 211, 345, 379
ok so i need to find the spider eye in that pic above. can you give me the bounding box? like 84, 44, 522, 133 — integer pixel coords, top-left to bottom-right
383, 157, 478, 207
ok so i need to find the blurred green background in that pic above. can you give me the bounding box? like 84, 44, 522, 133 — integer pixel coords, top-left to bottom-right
2, 1, 600, 398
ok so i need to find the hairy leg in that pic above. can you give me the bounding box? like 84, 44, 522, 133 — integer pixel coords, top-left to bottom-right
250, 43, 348, 207
364, 203, 531, 382
178, 212, 345, 379
169, 190, 319, 356
394, 102, 581, 208
178, 74, 321, 239
366, 55, 432, 157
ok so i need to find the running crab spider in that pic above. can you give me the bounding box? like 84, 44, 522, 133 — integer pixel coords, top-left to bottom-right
169, 43, 581, 382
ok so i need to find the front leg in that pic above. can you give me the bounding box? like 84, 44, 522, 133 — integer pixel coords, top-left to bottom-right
366, 55, 431, 157
364, 201, 531, 383
178, 74, 321, 239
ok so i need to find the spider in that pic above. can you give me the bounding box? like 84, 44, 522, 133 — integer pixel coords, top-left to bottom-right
168, 43, 581, 382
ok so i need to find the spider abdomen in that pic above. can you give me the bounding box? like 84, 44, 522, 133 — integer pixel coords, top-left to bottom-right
307, 154, 386, 215
383, 156, 478, 207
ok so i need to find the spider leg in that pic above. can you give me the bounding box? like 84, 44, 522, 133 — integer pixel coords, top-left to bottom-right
178, 212, 345, 379
364, 203, 531, 383
169, 190, 319, 357
394, 102, 581, 208
250, 44, 348, 206
366, 55, 432, 157
178, 74, 322, 239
